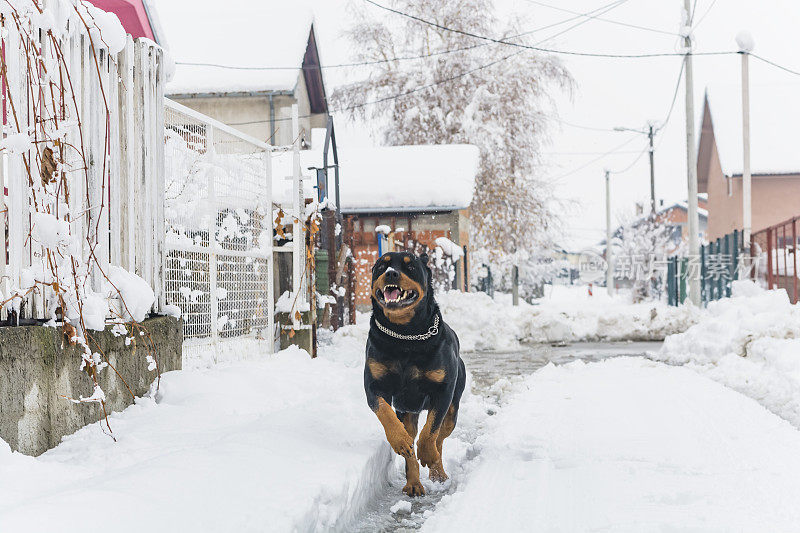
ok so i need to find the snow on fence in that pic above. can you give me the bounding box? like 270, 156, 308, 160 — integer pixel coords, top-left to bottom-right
163, 99, 278, 359
0, 7, 165, 324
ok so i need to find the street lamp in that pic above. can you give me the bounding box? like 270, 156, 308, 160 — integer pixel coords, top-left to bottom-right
736, 30, 755, 254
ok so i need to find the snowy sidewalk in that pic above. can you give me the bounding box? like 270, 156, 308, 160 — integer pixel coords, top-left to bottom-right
423, 357, 800, 532
0, 341, 389, 533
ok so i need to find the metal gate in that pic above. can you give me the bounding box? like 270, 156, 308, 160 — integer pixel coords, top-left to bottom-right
163, 99, 276, 363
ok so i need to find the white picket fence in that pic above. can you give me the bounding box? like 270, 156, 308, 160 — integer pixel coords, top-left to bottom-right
0, 11, 165, 321
0, 7, 308, 358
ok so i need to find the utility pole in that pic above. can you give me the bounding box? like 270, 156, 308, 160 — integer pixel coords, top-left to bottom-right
614, 124, 657, 214
648, 124, 656, 214
683, 0, 701, 306
737, 31, 754, 256
605, 170, 614, 296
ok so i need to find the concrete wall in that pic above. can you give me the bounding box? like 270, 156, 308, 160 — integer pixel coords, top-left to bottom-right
0, 316, 182, 456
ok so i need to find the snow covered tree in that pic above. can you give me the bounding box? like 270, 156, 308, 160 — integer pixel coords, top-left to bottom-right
612, 215, 675, 302
333, 0, 572, 284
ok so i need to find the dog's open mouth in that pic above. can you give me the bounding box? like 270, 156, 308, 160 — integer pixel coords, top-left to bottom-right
377, 284, 419, 308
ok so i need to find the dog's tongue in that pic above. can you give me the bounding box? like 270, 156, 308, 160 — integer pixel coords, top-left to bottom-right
385, 287, 400, 301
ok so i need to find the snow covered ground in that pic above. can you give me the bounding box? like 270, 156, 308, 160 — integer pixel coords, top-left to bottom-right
438, 285, 700, 351
422, 357, 800, 532
0, 335, 390, 533
655, 280, 800, 429
2, 283, 794, 532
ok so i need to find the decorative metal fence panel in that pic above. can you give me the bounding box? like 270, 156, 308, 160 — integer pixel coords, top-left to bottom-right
163, 99, 275, 362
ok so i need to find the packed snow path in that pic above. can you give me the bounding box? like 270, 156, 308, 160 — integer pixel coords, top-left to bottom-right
345, 342, 661, 532
422, 357, 800, 532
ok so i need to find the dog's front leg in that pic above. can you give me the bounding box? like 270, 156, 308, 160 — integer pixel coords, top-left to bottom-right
372, 397, 415, 458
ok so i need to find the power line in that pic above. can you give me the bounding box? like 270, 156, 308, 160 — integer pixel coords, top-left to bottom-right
229, 1, 629, 127
553, 56, 685, 179
750, 52, 800, 77
551, 135, 642, 182
177, 0, 628, 73
362, 0, 734, 59
548, 115, 620, 133
692, 0, 717, 30
520, 0, 680, 37
658, 59, 686, 131
547, 149, 643, 155
609, 142, 650, 174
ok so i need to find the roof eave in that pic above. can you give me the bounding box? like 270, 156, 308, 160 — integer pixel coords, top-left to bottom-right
341, 205, 469, 214
166, 89, 296, 99
727, 171, 800, 178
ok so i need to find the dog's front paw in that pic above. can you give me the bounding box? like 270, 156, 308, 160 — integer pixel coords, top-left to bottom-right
403, 480, 426, 497
386, 429, 415, 458
416, 437, 440, 467
428, 463, 448, 483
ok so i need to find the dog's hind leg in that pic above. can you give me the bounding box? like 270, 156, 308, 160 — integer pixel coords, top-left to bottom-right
398, 412, 424, 497
426, 405, 457, 482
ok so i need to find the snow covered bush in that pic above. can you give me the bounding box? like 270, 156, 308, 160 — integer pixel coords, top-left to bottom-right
612, 214, 675, 302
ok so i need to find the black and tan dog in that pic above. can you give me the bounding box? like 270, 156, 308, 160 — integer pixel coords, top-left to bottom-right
364, 251, 466, 497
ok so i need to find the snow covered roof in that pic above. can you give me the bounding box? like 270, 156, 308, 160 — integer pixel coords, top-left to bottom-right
272, 144, 480, 212
705, 83, 800, 177
659, 201, 708, 220
154, 0, 314, 96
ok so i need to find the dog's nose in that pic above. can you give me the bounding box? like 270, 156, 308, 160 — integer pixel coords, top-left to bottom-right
385, 268, 399, 283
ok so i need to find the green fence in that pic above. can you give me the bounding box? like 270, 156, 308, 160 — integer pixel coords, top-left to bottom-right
667, 230, 745, 306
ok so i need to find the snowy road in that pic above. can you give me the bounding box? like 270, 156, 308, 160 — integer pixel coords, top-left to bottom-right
345, 342, 663, 532
348, 342, 800, 533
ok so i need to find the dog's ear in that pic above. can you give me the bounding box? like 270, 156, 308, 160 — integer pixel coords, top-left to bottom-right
419, 253, 429, 266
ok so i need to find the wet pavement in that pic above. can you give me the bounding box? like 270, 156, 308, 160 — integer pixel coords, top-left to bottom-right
464, 341, 663, 395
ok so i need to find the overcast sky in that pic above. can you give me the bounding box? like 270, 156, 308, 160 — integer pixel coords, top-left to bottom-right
305, 0, 800, 249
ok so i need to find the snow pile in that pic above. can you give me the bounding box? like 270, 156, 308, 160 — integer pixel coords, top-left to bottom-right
105, 266, 155, 323
31, 212, 71, 250
423, 358, 800, 532
736, 29, 755, 53
436, 286, 700, 351
390, 500, 412, 515
0, 132, 32, 154
655, 280, 800, 426
77, 1, 127, 54
435, 237, 464, 261
0, 343, 390, 532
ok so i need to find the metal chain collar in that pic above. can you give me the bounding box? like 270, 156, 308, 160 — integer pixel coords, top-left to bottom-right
375, 314, 440, 341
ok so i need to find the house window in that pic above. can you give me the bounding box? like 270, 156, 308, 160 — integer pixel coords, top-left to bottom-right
727, 177, 732, 197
